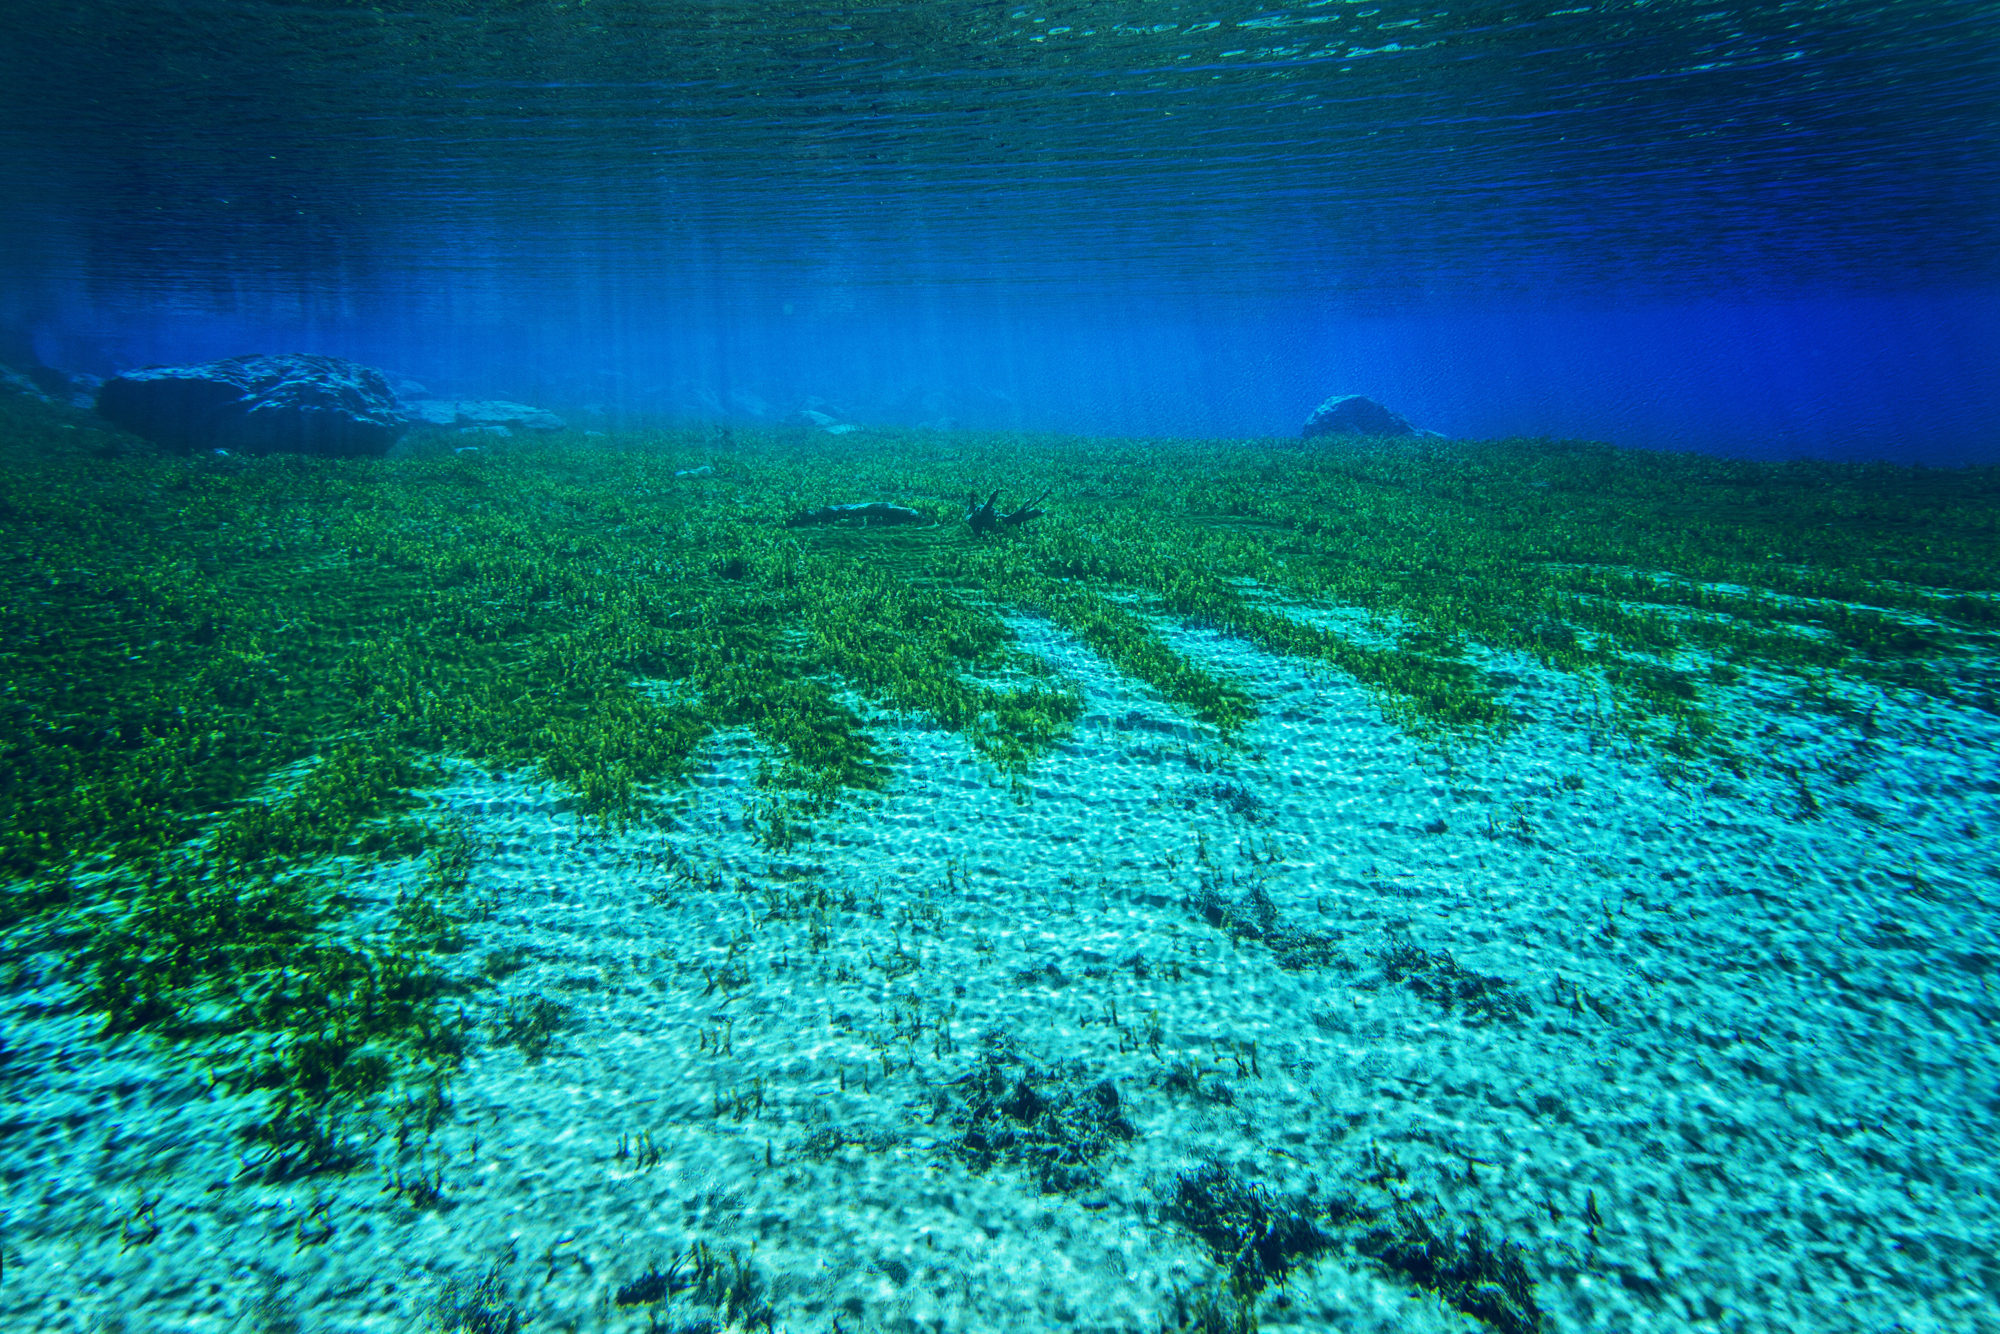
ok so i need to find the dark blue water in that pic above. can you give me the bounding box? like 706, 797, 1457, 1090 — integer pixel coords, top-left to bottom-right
3, 0, 1996, 459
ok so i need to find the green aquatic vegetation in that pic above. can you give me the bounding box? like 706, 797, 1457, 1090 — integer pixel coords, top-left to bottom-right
1356, 1201, 1545, 1334
1168, 1161, 1340, 1300
938, 1034, 1136, 1193
58, 748, 475, 1177
427, 1267, 524, 1334
1155, 436, 1997, 749
1372, 939, 1533, 1025
3, 407, 1995, 1194
1187, 881, 1346, 972
1021, 577, 1254, 730
790, 550, 1083, 774
611, 1242, 777, 1331
496, 994, 571, 1061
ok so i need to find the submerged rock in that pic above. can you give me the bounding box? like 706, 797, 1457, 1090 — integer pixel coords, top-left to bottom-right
402, 398, 567, 435
1, 362, 102, 409
1301, 393, 1422, 439
797, 406, 861, 435
0, 365, 48, 402
96, 353, 409, 457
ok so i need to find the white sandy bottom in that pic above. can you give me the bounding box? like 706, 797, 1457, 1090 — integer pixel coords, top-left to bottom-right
5, 621, 2000, 1334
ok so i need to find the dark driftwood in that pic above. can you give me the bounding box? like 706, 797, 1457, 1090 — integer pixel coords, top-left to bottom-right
966, 489, 1049, 535
784, 501, 926, 529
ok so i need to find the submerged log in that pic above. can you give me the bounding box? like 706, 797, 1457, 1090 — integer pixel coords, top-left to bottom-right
966, 488, 1049, 535
784, 501, 926, 528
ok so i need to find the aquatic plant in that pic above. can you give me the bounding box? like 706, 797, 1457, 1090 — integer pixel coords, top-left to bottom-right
939, 1033, 1135, 1192
1186, 881, 1346, 972
494, 994, 571, 1061
1371, 938, 1533, 1024
2, 399, 1992, 1189
610, 1242, 775, 1332
1168, 1160, 1340, 1298
1356, 1201, 1545, 1334
427, 1268, 523, 1334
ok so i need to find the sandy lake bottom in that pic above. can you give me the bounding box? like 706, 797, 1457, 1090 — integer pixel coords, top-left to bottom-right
5, 618, 1999, 1334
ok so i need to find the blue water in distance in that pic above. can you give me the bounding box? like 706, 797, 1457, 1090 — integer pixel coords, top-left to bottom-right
2, 1, 1995, 460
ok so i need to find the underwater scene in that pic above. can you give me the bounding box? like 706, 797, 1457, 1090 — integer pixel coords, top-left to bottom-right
2, 3, 1998, 1333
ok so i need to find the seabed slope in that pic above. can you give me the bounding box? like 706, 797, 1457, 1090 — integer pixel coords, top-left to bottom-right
2, 406, 1998, 1332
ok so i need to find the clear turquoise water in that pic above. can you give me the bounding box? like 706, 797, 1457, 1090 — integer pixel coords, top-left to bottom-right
1, 2, 1996, 447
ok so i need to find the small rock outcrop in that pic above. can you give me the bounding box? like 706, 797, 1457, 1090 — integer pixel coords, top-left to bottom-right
401, 399, 567, 435
797, 408, 860, 435
1, 362, 102, 409
1301, 394, 1421, 439
95, 353, 409, 457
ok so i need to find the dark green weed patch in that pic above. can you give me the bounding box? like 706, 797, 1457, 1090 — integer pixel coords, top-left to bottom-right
1372, 939, 1534, 1024
1188, 881, 1348, 972
1169, 1160, 1343, 1296
939, 1034, 1136, 1192
1357, 1201, 1545, 1334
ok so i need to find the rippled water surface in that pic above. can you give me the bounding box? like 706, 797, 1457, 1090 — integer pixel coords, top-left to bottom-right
1, 2, 1995, 453
5, 0, 1994, 298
